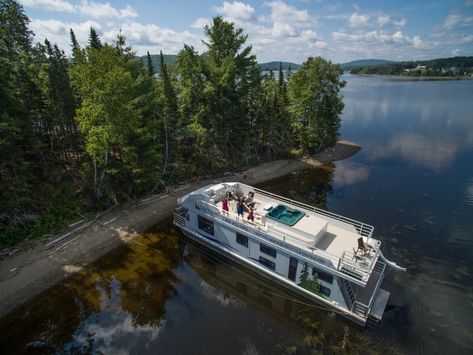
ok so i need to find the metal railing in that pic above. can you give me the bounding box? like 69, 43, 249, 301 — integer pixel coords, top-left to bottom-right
367, 261, 386, 308
254, 187, 374, 238
191, 200, 375, 283
173, 208, 187, 228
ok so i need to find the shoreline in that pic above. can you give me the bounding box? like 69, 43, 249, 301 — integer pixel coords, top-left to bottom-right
353, 73, 472, 81
0, 140, 360, 318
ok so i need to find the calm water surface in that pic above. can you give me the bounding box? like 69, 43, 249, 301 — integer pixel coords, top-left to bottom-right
1, 75, 472, 354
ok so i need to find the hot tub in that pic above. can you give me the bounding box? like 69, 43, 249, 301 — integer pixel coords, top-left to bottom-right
266, 204, 305, 226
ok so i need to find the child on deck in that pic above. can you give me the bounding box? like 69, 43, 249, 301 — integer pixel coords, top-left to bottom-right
247, 206, 254, 222
221, 196, 229, 216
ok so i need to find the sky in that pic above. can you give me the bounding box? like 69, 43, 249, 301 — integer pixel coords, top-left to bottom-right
20, 0, 473, 63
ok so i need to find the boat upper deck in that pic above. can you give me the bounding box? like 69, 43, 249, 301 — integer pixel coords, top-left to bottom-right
177, 182, 381, 284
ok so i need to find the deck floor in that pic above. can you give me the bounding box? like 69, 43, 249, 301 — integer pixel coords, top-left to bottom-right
221, 197, 362, 259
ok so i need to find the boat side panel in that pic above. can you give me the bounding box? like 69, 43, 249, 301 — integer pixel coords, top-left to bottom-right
189, 210, 349, 311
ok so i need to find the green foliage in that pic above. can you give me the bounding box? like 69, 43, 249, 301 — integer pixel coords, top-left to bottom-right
299, 262, 310, 288
88, 27, 102, 50
0, 5, 344, 248
288, 57, 345, 153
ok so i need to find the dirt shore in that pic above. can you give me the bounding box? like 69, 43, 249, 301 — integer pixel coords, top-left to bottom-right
0, 140, 360, 318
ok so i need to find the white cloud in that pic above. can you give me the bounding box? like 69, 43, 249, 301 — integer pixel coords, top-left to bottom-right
77, 1, 138, 21
377, 15, 390, 27
442, 13, 473, 29
21, 0, 75, 13
333, 30, 412, 45
389, 133, 457, 172
393, 18, 407, 28
334, 162, 370, 187
265, 0, 314, 25
452, 48, 461, 56
103, 22, 203, 55
349, 12, 370, 27
412, 35, 423, 48
191, 17, 211, 29
215, 1, 256, 23
30, 18, 101, 49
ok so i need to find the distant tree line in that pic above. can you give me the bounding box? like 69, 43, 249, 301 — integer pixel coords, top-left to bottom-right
350, 56, 473, 76
0, 0, 345, 247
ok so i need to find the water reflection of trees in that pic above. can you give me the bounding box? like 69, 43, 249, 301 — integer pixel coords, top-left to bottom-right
0, 225, 184, 353
257, 164, 335, 210
185, 245, 393, 354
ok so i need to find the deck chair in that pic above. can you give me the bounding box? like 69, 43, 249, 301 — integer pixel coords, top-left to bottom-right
356, 237, 371, 255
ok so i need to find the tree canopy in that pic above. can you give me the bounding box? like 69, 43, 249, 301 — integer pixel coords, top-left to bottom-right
0, 1, 345, 248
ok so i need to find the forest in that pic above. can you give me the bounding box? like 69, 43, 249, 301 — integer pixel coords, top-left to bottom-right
0, 0, 345, 248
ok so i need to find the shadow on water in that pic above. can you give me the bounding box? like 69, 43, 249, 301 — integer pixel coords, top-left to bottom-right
0, 222, 185, 354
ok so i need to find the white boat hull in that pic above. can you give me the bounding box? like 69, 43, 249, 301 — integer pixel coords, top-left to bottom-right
178, 225, 368, 326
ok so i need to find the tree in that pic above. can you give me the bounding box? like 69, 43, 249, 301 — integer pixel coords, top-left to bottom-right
71, 45, 140, 200
158, 50, 179, 174
201, 16, 257, 165
114, 29, 132, 58
175, 45, 208, 172
288, 57, 345, 153
146, 51, 154, 76
298, 262, 310, 288
70, 28, 79, 52
88, 27, 102, 50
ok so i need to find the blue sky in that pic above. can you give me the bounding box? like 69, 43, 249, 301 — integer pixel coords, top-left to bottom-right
20, 0, 473, 63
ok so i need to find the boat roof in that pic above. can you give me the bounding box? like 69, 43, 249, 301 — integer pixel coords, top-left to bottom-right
181, 182, 381, 284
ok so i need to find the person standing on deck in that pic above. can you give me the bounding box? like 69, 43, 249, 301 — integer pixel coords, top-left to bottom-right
236, 197, 245, 220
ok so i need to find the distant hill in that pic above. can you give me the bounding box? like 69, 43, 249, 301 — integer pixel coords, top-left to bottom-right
340, 59, 395, 71
137, 55, 299, 74
257, 61, 300, 71
136, 54, 177, 74
350, 56, 473, 76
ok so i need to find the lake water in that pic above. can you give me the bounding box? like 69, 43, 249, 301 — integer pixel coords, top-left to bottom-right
1, 74, 472, 354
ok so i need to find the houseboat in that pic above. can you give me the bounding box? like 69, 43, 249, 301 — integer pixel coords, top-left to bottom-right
173, 182, 406, 325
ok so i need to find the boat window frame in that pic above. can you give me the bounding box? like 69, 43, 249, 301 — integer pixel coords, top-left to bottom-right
197, 215, 214, 236
319, 284, 331, 297
312, 267, 334, 284
259, 256, 276, 270
236, 232, 248, 247
260, 243, 277, 258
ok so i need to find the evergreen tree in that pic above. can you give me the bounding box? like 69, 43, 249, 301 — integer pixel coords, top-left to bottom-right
175, 45, 207, 172
299, 262, 310, 288
70, 28, 79, 52
69, 28, 84, 65
146, 51, 154, 76
114, 29, 132, 58
88, 27, 102, 50
158, 50, 179, 173
202, 16, 257, 165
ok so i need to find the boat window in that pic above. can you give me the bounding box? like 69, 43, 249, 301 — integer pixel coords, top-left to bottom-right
197, 215, 214, 235
259, 256, 276, 270
312, 267, 334, 284
288, 257, 298, 281
319, 285, 331, 297
236, 233, 248, 247
260, 244, 277, 258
